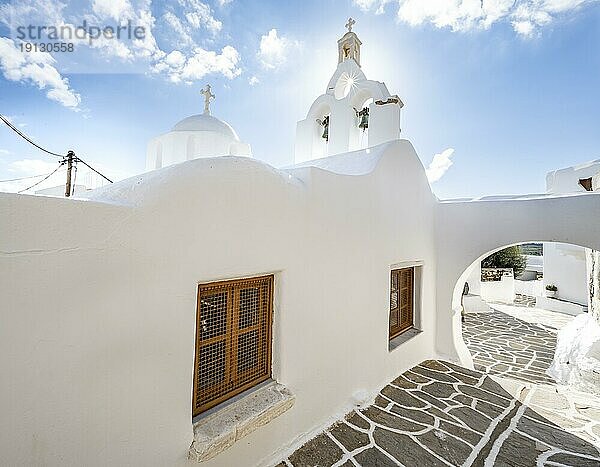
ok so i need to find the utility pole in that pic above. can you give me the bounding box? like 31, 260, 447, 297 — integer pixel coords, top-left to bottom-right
65, 150, 75, 197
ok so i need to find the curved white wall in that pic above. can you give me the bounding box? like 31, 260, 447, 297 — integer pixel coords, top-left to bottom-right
146, 131, 251, 170
0, 140, 438, 467
435, 193, 600, 364
4, 139, 600, 466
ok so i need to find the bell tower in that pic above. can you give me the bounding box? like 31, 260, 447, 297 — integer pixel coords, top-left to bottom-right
294, 18, 403, 163
338, 18, 361, 66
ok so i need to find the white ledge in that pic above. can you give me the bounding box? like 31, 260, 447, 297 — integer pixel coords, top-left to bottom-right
188, 382, 295, 462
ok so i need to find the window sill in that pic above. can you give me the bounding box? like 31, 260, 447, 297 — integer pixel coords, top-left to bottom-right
188, 382, 295, 463
389, 328, 422, 352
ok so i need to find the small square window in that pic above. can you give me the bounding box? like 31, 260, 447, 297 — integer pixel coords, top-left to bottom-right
193, 275, 274, 417
389, 267, 414, 340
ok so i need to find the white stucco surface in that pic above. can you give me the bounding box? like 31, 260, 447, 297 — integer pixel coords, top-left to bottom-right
480, 275, 515, 304
0, 140, 441, 467
546, 159, 600, 194
146, 114, 252, 171
548, 313, 600, 395
543, 242, 588, 305
294, 29, 402, 163
3, 138, 600, 466
542, 161, 600, 307
435, 192, 600, 364
515, 279, 543, 297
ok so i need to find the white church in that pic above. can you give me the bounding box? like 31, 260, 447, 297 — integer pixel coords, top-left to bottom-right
146, 84, 252, 170
1, 19, 600, 467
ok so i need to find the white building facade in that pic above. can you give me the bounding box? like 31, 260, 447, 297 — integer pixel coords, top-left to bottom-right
294, 22, 403, 162
544, 160, 600, 308
2, 20, 600, 467
146, 85, 251, 171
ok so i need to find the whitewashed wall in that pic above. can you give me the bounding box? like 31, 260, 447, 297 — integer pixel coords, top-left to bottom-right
543, 242, 588, 305
480, 275, 515, 303
464, 261, 481, 296
435, 193, 600, 364
515, 279, 543, 297
546, 159, 600, 194
4, 139, 600, 467
542, 162, 600, 306
0, 140, 438, 467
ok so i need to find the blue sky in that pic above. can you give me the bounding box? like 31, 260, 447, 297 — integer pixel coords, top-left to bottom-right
0, 0, 599, 198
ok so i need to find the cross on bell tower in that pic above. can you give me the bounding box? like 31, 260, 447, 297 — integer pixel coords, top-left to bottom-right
345, 17, 355, 32
200, 84, 215, 115
338, 18, 362, 66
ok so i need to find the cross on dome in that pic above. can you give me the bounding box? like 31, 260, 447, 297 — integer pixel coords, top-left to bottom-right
200, 84, 215, 115
345, 17, 355, 32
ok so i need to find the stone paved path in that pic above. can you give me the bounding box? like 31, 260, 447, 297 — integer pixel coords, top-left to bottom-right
280, 309, 600, 466
463, 307, 600, 457
462, 309, 557, 384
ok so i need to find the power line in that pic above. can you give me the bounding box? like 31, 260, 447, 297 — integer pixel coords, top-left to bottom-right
0, 114, 64, 158
17, 161, 66, 193
75, 156, 113, 184
0, 113, 114, 188
0, 171, 55, 183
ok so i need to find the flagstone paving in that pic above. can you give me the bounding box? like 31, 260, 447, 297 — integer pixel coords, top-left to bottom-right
279, 308, 600, 466
462, 308, 557, 384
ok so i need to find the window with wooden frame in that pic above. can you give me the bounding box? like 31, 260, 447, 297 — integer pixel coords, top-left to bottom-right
193, 275, 274, 417
389, 267, 414, 339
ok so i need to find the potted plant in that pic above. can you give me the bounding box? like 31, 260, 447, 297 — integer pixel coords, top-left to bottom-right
545, 284, 558, 298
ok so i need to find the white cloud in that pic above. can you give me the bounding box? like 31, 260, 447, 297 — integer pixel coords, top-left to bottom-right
353, 0, 391, 14
358, 0, 597, 37
2, 115, 26, 128
217, 0, 233, 6
0, 159, 64, 194
132, 8, 166, 60
9, 158, 58, 175
164, 12, 196, 48
180, 0, 222, 34
0, 0, 66, 28
258, 29, 299, 70
248, 75, 259, 86
0, 149, 11, 156
92, 0, 134, 21
0, 0, 239, 106
512, 20, 536, 36
0, 38, 81, 109
426, 148, 455, 183
153, 45, 240, 83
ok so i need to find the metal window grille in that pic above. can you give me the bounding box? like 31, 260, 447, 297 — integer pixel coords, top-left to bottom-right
193, 275, 274, 416
389, 267, 414, 339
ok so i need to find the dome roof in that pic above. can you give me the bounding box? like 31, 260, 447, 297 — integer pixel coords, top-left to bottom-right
172, 114, 240, 141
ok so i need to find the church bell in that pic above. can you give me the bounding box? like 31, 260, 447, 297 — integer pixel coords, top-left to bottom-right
321, 115, 330, 141
358, 107, 369, 130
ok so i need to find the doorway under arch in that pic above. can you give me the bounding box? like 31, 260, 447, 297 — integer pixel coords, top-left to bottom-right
453, 241, 593, 385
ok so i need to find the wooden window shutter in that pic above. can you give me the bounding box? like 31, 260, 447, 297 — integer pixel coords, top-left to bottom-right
193, 275, 273, 416
389, 267, 414, 339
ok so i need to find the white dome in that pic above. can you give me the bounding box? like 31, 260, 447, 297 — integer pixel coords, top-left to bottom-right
146, 112, 251, 170
172, 114, 240, 141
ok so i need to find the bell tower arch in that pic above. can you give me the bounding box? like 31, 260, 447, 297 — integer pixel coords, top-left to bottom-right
294, 18, 404, 163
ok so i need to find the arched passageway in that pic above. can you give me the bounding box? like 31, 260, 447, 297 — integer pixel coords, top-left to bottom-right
448, 239, 600, 451
455, 241, 590, 385
434, 193, 600, 366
